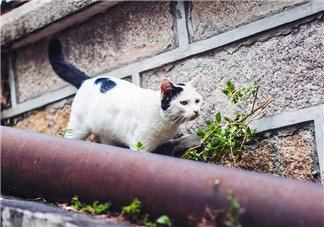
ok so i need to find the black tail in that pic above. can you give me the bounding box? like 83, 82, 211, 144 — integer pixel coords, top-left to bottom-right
48, 37, 90, 89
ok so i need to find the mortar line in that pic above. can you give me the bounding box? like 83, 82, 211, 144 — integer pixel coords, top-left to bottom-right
131, 72, 141, 87
313, 106, 324, 184
176, 1, 189, 50
250, 104, 324, 184
249, 105, 322, 133
8, 54, 17, 108
1, 86, 77, 119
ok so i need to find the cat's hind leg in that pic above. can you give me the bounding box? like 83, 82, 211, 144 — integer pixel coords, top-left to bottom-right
64, 128, 90, 140
64, 118, 90, 141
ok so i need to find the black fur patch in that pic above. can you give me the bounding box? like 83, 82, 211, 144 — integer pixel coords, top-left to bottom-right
161, 86, 183, 111
95, 78, 116, 94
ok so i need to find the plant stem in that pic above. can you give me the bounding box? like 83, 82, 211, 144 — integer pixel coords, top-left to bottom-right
251, 86, 259, 112
200, 125, 221, 144
244, 98, 273, 126
241, 98, 273, 123
238, 126, 248, 154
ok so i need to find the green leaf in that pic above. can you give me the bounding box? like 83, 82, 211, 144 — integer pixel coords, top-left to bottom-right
216, 112, 222, 124
122, 198, 142, 221
71, 196, 83, 210
234, 111, 241, 121
71, 196, 111, 215
136, 141, 143, 148
222, 88, 230, 96
196, 129, 206, 138
224, 117, 231, 123
202, 154, 208, 161
227, 80, 235, 93
156, 215, 172, 226
224, 220, 237, 227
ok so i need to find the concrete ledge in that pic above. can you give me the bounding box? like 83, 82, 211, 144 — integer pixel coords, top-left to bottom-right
1, 0, 120, 50
251, 104, 324, 184
0, 197, 127, 227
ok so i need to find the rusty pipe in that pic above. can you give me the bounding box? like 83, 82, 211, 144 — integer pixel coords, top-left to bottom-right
1, 126, 323, 226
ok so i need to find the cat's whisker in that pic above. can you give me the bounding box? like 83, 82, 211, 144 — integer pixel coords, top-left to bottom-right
178, 116, 189, 125
172, 116, 182, 124
183, 117, 192, 124
173, 115, 182, 123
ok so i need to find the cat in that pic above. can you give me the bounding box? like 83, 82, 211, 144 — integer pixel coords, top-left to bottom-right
48, 37, 202, 152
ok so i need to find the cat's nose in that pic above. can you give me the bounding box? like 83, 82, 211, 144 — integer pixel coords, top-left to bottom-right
194, 110, 199, 115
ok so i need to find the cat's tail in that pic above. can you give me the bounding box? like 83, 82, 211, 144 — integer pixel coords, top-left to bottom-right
48, 37, 90, 89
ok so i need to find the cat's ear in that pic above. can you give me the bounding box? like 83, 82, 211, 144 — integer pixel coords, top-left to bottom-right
160, 79, 175, 99
189, 75, 202, 88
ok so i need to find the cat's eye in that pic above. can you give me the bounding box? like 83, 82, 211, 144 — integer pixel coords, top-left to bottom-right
180, 101, 188, 105
195, 99, 200, 104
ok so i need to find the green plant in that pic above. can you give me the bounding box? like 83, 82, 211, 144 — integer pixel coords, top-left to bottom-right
121, 198, 142, 222
223, 191, 245, 227
4, 119, 17, 127
58, 129, 89, 137
130, 141, 149, 152
122, 198, 174, 227
182, 80, 272, 165
58, 129, 75, 137
155, 215, 174, 227
71, 196, 112, 215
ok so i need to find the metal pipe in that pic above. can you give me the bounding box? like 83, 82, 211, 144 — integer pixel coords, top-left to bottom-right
1, 126, 323, 226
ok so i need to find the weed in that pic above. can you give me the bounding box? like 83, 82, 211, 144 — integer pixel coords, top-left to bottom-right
122, 198, 174, 227
223, 191, 245, 227
195, 190, 245, 227
58, 129, 75, 137
3, 118, 17, 127
71, 196, 112, 215
130, 141, 149, 152
58, 129, 89, 137
155, 215, 174, 227
182, 80, 272, 166
121, 198, 142, 222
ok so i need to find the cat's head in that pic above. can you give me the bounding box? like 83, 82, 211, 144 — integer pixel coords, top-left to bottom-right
160, 75, 202, 124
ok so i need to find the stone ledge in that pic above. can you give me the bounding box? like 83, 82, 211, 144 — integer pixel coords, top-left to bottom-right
1, 196, 128, 227
0, 0, 120, 50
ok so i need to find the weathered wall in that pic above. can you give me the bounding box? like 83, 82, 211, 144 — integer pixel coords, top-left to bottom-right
237, 122, 320, 183
14, 1, 175, 103
188, 0, 309, 42
142, 15, 324, 136
1, 54, 10, 109
1, 1, 323, 183
13, 100, 72, 136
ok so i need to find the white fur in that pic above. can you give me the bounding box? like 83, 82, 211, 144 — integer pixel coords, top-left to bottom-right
65, 76, 202, 152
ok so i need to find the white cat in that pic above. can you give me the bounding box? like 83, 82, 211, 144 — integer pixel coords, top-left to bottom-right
48, 38, 202, 152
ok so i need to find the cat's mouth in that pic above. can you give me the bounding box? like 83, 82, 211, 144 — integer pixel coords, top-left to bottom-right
189, 114, 199, 121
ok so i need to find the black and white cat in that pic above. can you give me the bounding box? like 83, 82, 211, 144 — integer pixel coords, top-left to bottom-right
48, 38, 202, 152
